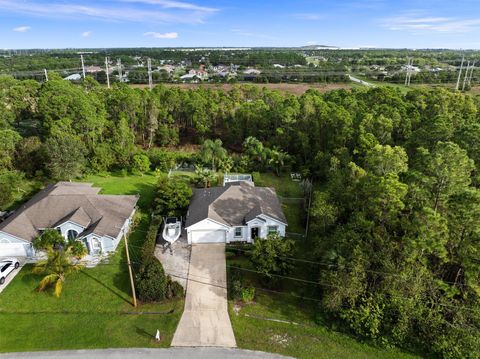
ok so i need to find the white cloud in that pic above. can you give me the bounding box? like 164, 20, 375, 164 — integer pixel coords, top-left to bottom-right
0, 0, 218, 24
381, 13, 480, 33
119, 0, 218, 13
12, 25, 31, 32
293, 13, 324, 21
81, 31, 92, 37
144, 31, 178, 39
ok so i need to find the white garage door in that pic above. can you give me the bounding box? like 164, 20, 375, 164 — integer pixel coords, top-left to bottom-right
0, 243, 28, 257
191, 230, 226, 244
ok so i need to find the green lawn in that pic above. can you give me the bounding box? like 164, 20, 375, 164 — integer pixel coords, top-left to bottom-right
254, 173, 304, 198
0, 172, 184, 353
226, 252, 419, 359
230, 297, 418, 359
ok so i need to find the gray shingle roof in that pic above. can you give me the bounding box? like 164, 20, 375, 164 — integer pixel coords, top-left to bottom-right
185, 182, 287, 227
0, 182, 138, 241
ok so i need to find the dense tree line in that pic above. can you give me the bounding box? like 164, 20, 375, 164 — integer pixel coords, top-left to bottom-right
1, 73, 480, 356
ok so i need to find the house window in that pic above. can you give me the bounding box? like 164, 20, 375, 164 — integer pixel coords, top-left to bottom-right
234, 227, 243, 238
67, 230, 78, 241
267, 226, 279, 235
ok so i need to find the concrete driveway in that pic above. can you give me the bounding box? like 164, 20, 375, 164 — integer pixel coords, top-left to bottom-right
0, 258, 26, 294
171, 244, 236, 347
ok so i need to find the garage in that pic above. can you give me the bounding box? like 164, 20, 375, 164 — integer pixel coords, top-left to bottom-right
190, 230, 226, 244
0, 243, 29, 257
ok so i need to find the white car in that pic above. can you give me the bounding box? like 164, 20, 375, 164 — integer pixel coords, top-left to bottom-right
0, 258, 20, 285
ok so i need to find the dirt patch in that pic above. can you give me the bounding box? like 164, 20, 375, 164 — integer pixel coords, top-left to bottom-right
270, 333, 291, 347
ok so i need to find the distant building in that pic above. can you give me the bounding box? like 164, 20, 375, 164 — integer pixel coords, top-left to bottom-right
85, 65, 103, 73
243, 68, 262, 75
64, 73, 82, 81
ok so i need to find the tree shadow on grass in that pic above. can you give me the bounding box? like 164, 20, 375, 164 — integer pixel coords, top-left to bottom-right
135, 326, 155, 339
80, 270, 131, 305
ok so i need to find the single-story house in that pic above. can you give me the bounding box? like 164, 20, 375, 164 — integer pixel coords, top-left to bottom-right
0, 182, 138, 259
185, 181, 287, 244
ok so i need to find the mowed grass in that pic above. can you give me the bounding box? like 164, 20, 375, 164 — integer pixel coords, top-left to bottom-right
230, 297, 418, 359
0, 172, 184, 353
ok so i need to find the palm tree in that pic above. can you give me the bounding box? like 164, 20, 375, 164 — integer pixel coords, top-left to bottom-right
200, 139, 227, 172
32, 247, 84, 298
268, 149, 290, 176
195, 167, 217, 188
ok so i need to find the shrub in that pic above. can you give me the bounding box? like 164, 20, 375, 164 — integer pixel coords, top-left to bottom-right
155, 175, 192, 216
140, 216, 162, 265
136, 260, 168, 302
166, 277, 185, 299
135, 216, 184, 302
250, 233, 295, 284
241, 286, 255, 303
147, 148, 176, 172
132, 154, 151, 174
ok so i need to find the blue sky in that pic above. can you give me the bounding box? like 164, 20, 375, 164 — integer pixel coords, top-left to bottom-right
0, 0, 479, 49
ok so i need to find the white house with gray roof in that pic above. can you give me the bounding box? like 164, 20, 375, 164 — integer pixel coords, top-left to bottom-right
0, 182, 138, 259
185, 181, 287, 244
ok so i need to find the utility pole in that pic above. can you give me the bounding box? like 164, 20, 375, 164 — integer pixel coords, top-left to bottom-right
456, 55, 465, 91
44, 69, 48, 82
80, 54, 86, 79
462, 61, 471, 91
117, 58, 122, 82
468, 62, 475, 87
407, 59, 413, 86
123, 232, 137, 307
147, 57, 153, 90
404, 57, 410, 86
105, 57, 110, 89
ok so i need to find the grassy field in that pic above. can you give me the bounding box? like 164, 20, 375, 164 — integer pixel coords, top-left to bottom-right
226, 251, 418, 359
0, 172, 184, 353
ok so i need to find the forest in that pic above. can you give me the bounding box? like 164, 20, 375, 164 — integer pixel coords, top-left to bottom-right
0, 74, 479, 357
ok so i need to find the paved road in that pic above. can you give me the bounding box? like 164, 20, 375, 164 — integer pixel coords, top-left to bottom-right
0, 348, 291, 359
171, 244, 236, 347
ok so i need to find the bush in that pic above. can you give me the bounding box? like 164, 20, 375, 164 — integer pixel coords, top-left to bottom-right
241, 286, 255, 303
135, 216, 184, 302
146, 148, 176, 172
166, 277, 185, 299
136, 260, 168, 302
140, 216, 162, 264
155, 175, 192, 216
132, 154, 151, 174
250, 233, 295, 284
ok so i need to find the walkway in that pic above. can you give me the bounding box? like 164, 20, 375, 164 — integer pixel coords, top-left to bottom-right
171, 244, 236, 347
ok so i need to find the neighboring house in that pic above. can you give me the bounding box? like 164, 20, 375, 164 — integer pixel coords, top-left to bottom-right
185, 181, 287, 244
0, 182, 138, 259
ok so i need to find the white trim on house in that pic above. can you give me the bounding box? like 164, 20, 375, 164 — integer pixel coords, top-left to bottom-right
186, 215, 287, 244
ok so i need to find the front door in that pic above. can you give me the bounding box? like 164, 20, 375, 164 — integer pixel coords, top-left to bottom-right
92, 238, 102, 255
251, 227, 259, 240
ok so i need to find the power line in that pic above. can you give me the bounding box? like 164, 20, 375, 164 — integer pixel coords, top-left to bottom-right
226, 247, 475, 288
